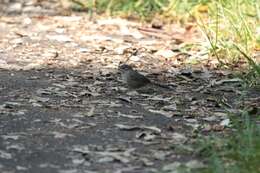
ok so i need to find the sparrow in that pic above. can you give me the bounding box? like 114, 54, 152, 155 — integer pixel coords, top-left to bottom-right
119, 64, 171, 90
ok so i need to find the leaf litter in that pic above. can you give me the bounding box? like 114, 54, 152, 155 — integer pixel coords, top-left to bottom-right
0, 2, 259, 173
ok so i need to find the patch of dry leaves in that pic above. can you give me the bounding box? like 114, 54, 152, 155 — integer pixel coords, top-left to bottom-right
0, 4, 259, 173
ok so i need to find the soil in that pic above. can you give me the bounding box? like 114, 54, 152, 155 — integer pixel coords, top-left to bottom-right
0, 1, 259, 173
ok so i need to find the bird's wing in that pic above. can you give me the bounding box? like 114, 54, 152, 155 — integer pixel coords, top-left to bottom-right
131, 71, 150, 83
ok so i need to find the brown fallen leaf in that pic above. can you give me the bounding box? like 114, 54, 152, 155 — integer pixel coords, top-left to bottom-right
118, 112, 143, 119
148, 109, 173, 118
115, 124, 161, 134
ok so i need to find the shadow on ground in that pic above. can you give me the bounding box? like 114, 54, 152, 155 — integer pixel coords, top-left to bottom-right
1, 66, 256, 173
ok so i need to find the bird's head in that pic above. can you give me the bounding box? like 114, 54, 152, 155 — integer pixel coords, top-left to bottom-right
118, 64, 133, 72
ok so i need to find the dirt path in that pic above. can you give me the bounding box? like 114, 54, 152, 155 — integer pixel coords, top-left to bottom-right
0, 1, 259, 173
1, 67, 254, 173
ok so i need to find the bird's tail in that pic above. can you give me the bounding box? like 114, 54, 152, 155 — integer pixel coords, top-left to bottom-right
152, 82, 176, 90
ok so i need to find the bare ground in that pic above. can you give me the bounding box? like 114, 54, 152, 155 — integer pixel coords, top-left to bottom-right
0, 1, 259, 173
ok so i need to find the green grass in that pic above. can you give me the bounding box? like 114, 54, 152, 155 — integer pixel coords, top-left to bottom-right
196, 112, 260, 173
194, 0, 260, 84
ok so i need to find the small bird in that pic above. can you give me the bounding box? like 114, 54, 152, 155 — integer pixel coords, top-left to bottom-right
119, 64, 171, 90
